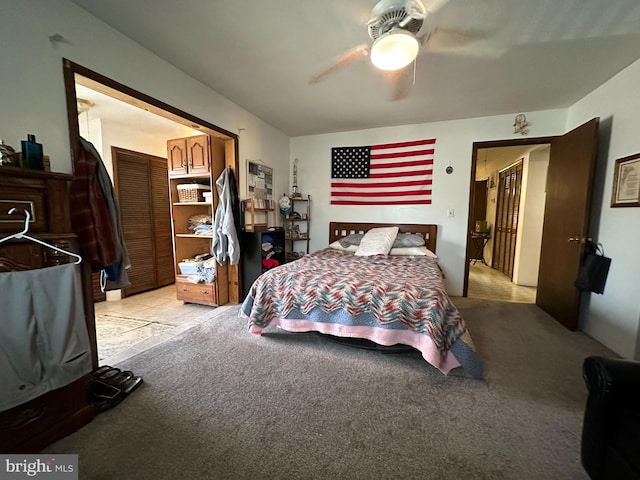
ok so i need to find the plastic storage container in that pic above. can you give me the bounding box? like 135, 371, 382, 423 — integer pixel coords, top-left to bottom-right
178, 261, 204, 275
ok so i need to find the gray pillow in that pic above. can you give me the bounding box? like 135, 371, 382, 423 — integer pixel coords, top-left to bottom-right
392, 233, 425, 248
339, 233, 364, 248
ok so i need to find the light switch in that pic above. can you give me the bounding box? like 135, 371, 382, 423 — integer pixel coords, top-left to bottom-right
446, 209, 454, 218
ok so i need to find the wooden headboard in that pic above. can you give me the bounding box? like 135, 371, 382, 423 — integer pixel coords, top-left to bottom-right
329, 222, 437, 253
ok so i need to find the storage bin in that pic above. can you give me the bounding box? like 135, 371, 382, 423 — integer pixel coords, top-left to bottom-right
178, 261, 204, 275
177, 184, 211, 202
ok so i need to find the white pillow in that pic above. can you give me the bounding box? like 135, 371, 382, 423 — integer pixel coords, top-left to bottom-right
328, 240, 358, 252
354, 226, 399, 256
389, 246, 438, 258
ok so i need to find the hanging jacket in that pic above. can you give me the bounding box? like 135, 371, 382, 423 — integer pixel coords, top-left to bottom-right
80, 138, 132, 291
69, 139, 118, 271
212, 168, 240, 265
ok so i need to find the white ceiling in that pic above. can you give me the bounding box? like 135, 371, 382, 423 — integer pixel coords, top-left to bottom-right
75, 84, 191, 137
70, 0, 640, 137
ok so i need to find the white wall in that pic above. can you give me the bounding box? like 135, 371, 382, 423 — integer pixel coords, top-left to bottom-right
566, 58, 640, 359
79, 117, 195, 179
291, 109, 567, 295
0, 0, 290, 202
99, 119, 195, 178
513, 148, 548, 286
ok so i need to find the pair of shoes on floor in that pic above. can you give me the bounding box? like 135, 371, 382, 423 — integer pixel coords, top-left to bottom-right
88, 365, 143, 413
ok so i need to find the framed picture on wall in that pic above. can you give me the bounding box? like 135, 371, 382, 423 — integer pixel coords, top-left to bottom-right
611, 153, 640, 207
246, 159, 274, 209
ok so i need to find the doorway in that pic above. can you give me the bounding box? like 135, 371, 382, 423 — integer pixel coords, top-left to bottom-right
465, 119, 600, 330
465, 141, 552, 303
62, 59, 240, 366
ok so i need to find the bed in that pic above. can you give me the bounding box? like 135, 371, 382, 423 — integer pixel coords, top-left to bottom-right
240, 222, 483, 379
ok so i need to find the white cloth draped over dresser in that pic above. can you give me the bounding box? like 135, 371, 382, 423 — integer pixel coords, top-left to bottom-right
0, 263, 92, 412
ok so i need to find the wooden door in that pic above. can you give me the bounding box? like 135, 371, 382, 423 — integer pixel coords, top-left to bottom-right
536, 118, 600, 330
493, 162, 523, 277
113, 148, 174, 296
187, 135, 210, 174
167, 138, 188, 175
150, 160, 175, 287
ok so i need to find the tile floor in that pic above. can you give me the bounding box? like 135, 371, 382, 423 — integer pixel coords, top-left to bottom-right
94, 285, 235, 366
96, 263, 536, 364
467, 261, 537, 303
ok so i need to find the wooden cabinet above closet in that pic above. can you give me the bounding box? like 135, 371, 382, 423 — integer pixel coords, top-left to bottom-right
167, 135, 211, 176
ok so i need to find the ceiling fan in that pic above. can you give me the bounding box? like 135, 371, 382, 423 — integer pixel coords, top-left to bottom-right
309, 0, 476, 99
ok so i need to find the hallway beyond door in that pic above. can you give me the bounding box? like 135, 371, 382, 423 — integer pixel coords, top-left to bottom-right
468, 263, 536, 303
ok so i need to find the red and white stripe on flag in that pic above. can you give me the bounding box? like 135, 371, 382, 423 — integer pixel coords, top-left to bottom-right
330, 138, 434, 205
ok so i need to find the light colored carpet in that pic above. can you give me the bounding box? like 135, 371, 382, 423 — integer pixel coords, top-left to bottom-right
47, 298, 615, 479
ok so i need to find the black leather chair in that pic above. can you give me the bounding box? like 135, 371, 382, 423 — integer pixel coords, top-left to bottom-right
582, 356, 640, 480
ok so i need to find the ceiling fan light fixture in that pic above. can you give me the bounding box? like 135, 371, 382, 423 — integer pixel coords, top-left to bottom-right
370, 29, 420, 71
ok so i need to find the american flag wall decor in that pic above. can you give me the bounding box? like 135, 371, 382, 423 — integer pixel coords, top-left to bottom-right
330, 138, 435, 205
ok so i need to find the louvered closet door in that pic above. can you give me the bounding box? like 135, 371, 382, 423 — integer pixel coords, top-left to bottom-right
150, 160, 174, 287
492, 161, 523, 278
113, 148, 173, 297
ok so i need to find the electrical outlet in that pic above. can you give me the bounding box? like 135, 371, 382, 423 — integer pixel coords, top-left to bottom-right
446, 209, 454, 218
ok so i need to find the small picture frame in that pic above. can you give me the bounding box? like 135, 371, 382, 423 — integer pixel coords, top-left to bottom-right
611, 153, 640, 207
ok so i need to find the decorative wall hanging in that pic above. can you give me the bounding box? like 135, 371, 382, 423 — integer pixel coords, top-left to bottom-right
513, 114, 530, 135
330, 138, 435, 206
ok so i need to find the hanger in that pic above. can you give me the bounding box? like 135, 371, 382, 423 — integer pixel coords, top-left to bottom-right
0, 208, 82, 264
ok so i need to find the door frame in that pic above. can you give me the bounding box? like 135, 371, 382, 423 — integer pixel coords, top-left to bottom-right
61, 59, 241, 368
464, 136, 556, 297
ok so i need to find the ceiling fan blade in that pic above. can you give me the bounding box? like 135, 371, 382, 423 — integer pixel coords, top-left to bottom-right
423, 0, 451, 15
309, 44, 371, 84
423, 27, 504, 58
383, 65, 414, 102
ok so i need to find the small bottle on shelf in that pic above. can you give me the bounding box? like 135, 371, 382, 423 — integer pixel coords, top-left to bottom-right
21, 134, 44, 170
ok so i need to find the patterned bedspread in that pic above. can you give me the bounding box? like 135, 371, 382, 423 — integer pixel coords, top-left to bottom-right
241, 248, 483, 379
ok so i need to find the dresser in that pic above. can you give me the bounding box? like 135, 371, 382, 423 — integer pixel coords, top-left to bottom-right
0, 166, 96, 453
